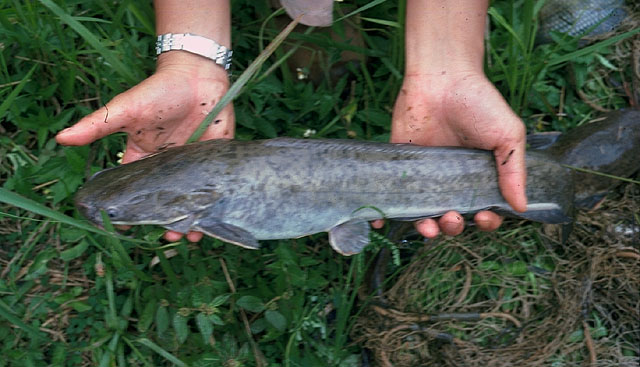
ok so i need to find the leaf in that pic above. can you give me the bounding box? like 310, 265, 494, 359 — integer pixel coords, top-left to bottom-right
210, 294, 230, 308
254, 118, 277, 138
195, 313, 213, 344
25, 248, 56, 280
59, 239, 90, 261
208, 313, 225, 326
172, 313, 189, 344
137, 300, 157, 333
236, 295, 265, 313
51, 343, 67, 366
0, 299, 46, 341
69, 301, 92, 313
265, 310, 287, 331
250, 318, 267, 334
156, 306, 169, 336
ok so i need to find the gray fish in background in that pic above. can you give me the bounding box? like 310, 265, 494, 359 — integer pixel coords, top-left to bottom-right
530, 109, 640, 209
75, 139, 573, 256
537, 0, 628, 44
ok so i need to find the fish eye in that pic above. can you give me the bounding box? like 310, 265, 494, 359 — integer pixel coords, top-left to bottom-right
106, 208, 118, 218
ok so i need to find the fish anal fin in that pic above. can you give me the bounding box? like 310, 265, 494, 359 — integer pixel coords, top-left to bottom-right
193, 218, 260, 250
328, 220, 371, 256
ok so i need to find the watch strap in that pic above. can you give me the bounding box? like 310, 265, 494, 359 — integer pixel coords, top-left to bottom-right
156, 33, 233, 70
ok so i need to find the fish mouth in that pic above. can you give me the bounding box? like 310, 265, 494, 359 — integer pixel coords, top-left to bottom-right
107, 214, 191, 227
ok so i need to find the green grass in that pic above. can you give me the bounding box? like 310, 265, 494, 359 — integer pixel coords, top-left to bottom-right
0, 0, 637, 366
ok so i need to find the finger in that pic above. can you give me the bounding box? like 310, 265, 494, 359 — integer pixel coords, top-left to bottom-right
186, 231, 204, 242
56, 97, 135, 146
438, 211, 464, 236
494, 136, 528, 213
164, 231, 184, 242
370, 219, 385, 229
474, 210, 503, 232
415, 218, 440, 239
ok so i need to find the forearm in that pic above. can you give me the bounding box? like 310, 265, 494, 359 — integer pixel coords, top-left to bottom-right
154, 0, 231, 76
155, 0, 231, 45
405, 0, 488, 75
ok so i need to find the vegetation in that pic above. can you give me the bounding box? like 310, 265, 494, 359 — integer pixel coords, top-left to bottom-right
0, 0, 637, 366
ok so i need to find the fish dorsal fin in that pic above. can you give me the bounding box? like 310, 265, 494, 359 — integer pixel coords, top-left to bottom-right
328, 220, 371, 256
263, 138, 476, 157
193, 218, 260, 250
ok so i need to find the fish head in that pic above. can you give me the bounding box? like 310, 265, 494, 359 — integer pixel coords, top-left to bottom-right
75, 161, 219, 228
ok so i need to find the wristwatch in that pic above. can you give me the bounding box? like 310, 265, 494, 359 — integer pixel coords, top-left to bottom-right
155, 33, 233, 70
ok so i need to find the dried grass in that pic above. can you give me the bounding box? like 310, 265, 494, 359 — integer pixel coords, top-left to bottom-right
353, 183, 639, 366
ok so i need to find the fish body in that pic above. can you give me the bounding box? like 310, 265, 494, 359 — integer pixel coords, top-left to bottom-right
76, 138, 573, 255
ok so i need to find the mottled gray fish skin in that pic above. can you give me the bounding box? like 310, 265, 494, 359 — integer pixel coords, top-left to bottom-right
75, 138, 573, 255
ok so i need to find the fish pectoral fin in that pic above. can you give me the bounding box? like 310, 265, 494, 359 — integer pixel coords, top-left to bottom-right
527, 131, 562, 150
193, 219, 260, 250
328, 220, 371, 256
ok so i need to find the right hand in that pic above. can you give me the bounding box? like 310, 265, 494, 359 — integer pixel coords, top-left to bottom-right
387, 72, 527, 238
57, 51, 235, 242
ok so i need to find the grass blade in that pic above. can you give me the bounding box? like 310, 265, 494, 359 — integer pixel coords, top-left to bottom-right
562, 165, 640, 185
38, 0, 138, 84
187, 16, 302, 143
547, 27, 640, 67
0, 187, 145, 243
488, 7, 526, 52
136, 338, 187, 367
334, 0, 387, 23
0, 64, 37, 120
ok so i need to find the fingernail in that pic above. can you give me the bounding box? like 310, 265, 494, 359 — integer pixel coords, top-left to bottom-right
58, 127, 72, 136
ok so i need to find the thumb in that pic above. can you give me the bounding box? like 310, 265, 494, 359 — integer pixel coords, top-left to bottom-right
56, 95, 132, 146
494, 140, 527, 213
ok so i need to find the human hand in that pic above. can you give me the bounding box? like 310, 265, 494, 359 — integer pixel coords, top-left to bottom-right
57, 52, 234, 242
375, 71, 527, 238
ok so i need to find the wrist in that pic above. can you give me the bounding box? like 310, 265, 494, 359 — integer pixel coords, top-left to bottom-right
401, 70, 488, 98
156, 51, 230, 82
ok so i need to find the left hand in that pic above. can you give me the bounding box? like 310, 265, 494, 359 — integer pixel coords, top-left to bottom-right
372, 71, 527, 238
57, 52, 234, 243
